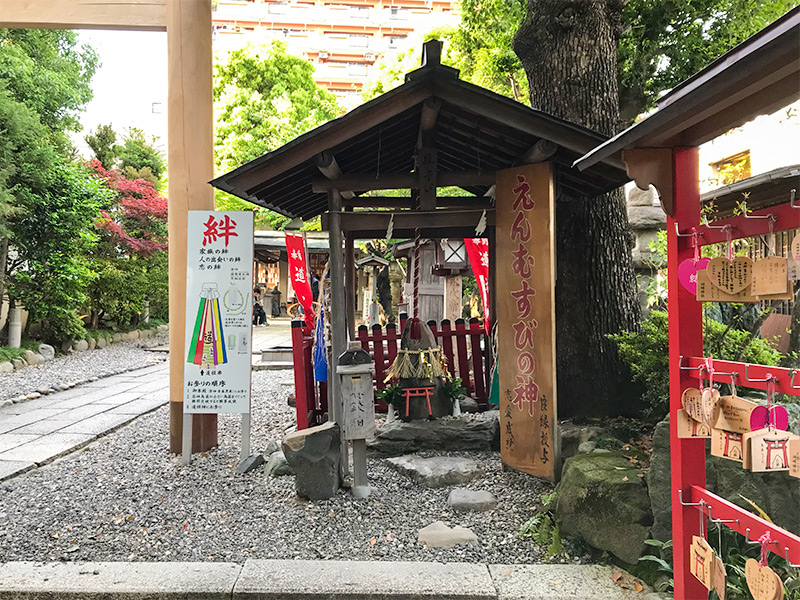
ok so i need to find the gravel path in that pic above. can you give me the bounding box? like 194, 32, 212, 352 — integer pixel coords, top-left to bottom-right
0, 369, 554, 565
0, 333, 169, 402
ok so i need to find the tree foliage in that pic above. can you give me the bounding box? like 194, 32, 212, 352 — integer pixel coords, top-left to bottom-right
213, 41, 340, 227
406, 0, 798, 120
117, 127, 165, 183
85, 124, 119, 169
87, 161, 169, 326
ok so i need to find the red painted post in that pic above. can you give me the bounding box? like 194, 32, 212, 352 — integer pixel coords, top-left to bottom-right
469, 318, 486, 402
454, 318, 472, 396
372, 323, 387, 390
399, 312, 408, 333
440, 319, 456, 377
668, 147, 707, 600
385, 322, 398, 375
302, 325, 315, 425
357, 325, 370, 353
290, 320, 309, 430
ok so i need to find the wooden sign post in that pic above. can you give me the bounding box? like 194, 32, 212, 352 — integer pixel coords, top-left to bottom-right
495, 163, 558, 480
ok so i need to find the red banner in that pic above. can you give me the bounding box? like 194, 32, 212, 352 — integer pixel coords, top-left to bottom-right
464, 237, 490, 332
285, 234, 315, 328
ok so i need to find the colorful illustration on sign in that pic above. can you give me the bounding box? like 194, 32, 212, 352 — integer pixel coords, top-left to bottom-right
187, 282, 227, 367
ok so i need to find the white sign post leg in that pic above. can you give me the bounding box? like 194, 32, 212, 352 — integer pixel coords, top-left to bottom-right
182, 413, 193, 465
241, 412, 251, 461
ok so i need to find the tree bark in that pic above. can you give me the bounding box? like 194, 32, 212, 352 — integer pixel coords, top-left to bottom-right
514, 0, 643, 417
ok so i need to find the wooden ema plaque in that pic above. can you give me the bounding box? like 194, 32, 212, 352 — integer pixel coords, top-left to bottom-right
496, 163, 557, 479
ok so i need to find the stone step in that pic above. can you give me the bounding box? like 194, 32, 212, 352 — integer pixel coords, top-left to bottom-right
0, 560, 667, 599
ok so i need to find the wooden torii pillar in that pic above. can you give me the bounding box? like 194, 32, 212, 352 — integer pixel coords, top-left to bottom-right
1, 0, 218, 454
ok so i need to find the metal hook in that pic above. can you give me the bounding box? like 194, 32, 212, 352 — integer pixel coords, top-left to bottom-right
706, 505, 739, 525
785, 547, 800, 568
791, 370, 800, 390
744, 364, 777, 383
678, 489, 703, 507
679, 356, 704, 372
741, 201, 776, 223
790, 189, 799, 209
702, 215, 733, 231
744, 528, 761, 545
674, 223, 704, 238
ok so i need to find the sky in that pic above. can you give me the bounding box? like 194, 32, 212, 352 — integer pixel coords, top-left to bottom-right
72, 30, 168, 159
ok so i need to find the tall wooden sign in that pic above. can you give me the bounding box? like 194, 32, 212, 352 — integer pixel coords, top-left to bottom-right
496, 163, 558, 480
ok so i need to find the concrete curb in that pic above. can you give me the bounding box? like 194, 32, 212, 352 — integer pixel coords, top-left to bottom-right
0, 560, 668, 599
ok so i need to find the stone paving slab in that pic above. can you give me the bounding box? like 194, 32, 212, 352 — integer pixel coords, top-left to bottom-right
108, 395, 168, 415
0, 409, 70, 434
0, 397, 64, 415
58, 412, 138, 435
233, 560, 497, 599
0, 460, 35, 481
48, 403, 113, 422
488, 564, 654, 600
0, 433, 41, 453
89, 391, 145, 406
0, 561, 241, 599
0, 432, 94, 464
11, 419, 71, 436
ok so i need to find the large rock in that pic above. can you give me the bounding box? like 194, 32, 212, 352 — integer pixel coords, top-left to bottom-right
560, 422, 604, 461
37, 344, 55, 361
23, 350, 39, 366
282, 422, 341, 500
367, 411, 499, 456
386, 455, 482, 488
87, 337, 97, 350
0, 361, 13, 373
628, 206, 666, 230
447, 488, 496, 512
555, 452, 652, 565
236, 454, 265, 475
73, 339, 89, 352
264, 450, 293, 477
648, 412, 800, 542
96, 337, 107, 349
417, 521, 478, 547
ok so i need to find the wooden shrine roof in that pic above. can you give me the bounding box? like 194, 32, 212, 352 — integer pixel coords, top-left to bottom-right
575, 6, 800, 170
701, 164, 800, 218
210, 46, 628, 220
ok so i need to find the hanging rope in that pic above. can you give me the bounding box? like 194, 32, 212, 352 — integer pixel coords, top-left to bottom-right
410, 227, 422, 339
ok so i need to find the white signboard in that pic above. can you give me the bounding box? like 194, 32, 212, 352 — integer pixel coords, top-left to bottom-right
183, 211, 254, 414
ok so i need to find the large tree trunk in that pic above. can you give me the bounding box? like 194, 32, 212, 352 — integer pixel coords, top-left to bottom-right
514, 0, 643, 417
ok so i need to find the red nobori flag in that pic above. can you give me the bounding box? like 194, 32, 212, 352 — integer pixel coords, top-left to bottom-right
464, 237, 490, 333
285, 234, 315, 329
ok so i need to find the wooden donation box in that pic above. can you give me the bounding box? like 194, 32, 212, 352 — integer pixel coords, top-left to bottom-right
495, 163, 558, 480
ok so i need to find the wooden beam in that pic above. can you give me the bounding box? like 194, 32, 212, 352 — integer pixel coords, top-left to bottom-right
312, 170, 495, 193
345, 233, 356, 339
0, 0, 167, 30
416, 148, 438, 211
315, 151, 355, 200
322, 209, 494, 234
516, 139, 558, 165
417, 97, 442, 149
343, 196, 493, 209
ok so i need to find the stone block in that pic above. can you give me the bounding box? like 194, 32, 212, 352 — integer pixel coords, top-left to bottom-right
73, 339, 89, 352
87, 337, 97, 350
23, 350, 39, 366
367, 411, 499, 456
490, 564, 651, 599
11, 358, 25, 370
129, 330, 140, 339
418, 521, 478, 547
264, 450, 293, 477
460, 396, 479, 413
627, 185, 657, 207
236, 453, 265, 475
0, 362, 13, 373
554, 452, 652, 564
0, 561, 241, 599
627, 205, 666, 230
282, 421, 341, 500
0, 432, 94, 465
0, 460, 36, 481
38, 343, 55, 361
386, 455, 482, 488
447, 488, 497, 512
112, 333, 122, 343
96, 337, 107, 349
157, 324, 169, 332
233, 559, 496, 599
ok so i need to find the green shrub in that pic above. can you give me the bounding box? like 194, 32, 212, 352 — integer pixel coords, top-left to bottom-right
610, 310, 783, 421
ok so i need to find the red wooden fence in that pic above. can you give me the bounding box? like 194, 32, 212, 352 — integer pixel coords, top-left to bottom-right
291, 313, 491, 429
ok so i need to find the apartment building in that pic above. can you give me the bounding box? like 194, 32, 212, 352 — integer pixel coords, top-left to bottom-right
212, 0, 458, 107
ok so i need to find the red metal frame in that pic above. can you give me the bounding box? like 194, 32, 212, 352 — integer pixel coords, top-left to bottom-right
669, 147, 800, 599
